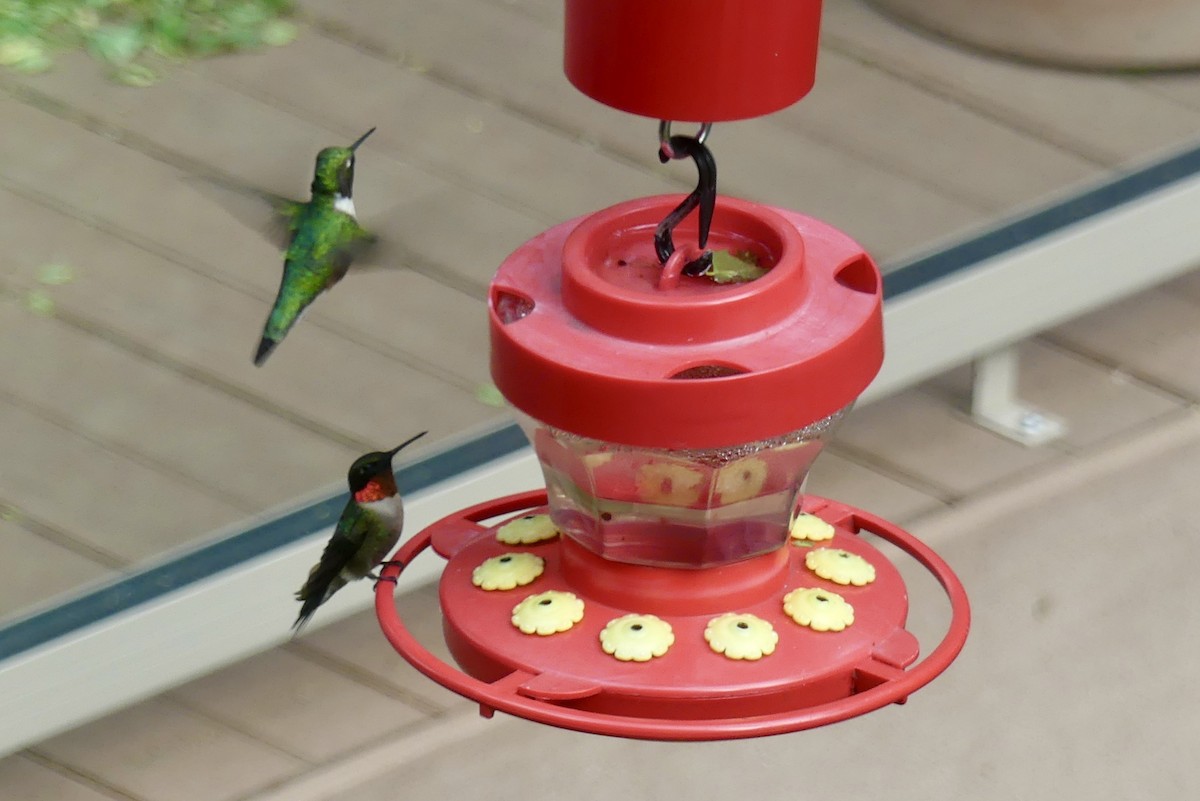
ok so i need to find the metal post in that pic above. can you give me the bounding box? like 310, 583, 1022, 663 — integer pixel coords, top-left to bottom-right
970, 346, 1067, 446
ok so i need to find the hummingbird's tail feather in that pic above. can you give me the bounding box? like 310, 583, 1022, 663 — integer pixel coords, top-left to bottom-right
254, 336, 279, 366
292, 571, 349, 633
291, 609, 314, 635
291, 599, 320, 634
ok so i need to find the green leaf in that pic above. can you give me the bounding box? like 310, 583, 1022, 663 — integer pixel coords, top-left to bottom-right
1, 1, 297, 84
29, 3, 70, 29
474, 383, 507, 408
10, 49, 52, 73
149, 33, 183, 59
72, 7, 102, 32
36, 262, 75, 285
24, 290, 56, 316
190, 30, 223, 55
703, 250, 768, 284
88, 23, 142, 64
147, 8, 187, 54
115, 61, 156, 86
0, 35, 43, 65
224, 2, 268, 28
0, 2, 29, 24
259, 19, 296, 47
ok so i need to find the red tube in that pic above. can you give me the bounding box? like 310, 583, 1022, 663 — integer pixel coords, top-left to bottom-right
564, 0, 823, 121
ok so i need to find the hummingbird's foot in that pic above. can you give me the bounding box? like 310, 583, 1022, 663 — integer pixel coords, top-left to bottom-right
371, 560, 405, 587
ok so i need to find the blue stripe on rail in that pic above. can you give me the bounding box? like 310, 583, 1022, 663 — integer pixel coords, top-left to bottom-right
884, 141, 1200, 299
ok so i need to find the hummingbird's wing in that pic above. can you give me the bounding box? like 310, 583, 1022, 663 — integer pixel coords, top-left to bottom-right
329, 219, 381, 277
328, 197, 424, 274
292, 503, 372, 631
184, 172, 305, 251
189, 173, 403, 272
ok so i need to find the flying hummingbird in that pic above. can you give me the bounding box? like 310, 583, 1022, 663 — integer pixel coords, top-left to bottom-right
186, 126, 382, 366
254, 126, 380, 365
293, 431, 427, 632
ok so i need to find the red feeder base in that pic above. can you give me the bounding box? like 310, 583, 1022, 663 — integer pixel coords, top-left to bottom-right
376, 491, 969, 741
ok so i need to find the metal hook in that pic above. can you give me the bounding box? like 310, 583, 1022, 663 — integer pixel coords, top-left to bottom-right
658, 120, 712, 160
655, 132, 717, 277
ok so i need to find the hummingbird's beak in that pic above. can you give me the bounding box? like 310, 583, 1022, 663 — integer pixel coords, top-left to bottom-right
350, 126, 377, 152
387, 431, 427, 459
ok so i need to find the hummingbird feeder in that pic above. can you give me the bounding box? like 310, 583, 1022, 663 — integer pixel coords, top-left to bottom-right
376, 0, 969, 741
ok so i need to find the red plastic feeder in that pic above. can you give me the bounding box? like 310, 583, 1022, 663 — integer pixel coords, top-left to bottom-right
376, 196, 970, 740
565, 0, 824, 121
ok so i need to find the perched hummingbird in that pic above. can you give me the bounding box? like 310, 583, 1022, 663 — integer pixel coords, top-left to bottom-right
293, 431, 427, 632
254, 126, 380, 365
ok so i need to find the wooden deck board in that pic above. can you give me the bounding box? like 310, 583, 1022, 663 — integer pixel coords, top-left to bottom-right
771, 50, 1104, 211
0, 520, 112, 621
0, 92, 508, 384
0, 184, 504, 452
0, 397, 245, 564
0, 304, 359, 512
823, 1, 1200, 166
200, 32, 680, 223
294, 0, 1174, 260
1139, 74, 1200, 112
33, 697, 304, 801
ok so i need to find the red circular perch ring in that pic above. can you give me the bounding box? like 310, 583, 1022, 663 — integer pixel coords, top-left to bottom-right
376, 490, 970, 741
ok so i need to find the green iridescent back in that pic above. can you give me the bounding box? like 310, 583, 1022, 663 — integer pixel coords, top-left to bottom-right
263, 194, 370, 341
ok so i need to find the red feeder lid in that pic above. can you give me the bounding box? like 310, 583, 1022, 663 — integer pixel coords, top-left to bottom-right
488, 195, 884, 449
564, 0, 823, 121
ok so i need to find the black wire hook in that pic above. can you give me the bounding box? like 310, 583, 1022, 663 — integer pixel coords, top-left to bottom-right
655, 134, 717, 277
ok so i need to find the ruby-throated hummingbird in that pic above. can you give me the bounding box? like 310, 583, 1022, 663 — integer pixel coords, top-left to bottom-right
293, 431, 426, 631
255, 126, 379, 365
186, 126, 382, 366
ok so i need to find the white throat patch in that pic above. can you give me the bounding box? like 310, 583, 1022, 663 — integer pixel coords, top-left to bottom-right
362, 495, 403, 524
334, 194, 357, 217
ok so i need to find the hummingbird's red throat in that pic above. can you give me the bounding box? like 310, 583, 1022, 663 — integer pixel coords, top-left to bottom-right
355, 473, 397, 503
